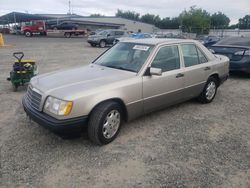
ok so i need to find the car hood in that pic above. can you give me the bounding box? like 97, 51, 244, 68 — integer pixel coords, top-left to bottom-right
89, 34, 103, 38
30, 64, 136, 98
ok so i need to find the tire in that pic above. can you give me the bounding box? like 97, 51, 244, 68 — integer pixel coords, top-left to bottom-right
88, 101, 123, 145
12, 84, 18, 92
24, 31, 32, 37
99, 40, 106, 48
198, 77, 218, 103
40, 32, 46, 36
64, 33, 71, 38
91, 43, 96, 47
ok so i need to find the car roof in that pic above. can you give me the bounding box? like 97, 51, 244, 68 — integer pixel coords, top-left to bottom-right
121, 38, 198, 45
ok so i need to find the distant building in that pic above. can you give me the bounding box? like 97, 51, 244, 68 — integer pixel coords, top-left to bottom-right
71, 17, 159, 33
37, 14, 158, 33
0, 12, 159, 33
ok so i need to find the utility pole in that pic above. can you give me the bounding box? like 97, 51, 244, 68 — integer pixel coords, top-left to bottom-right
68, 1, 71, 15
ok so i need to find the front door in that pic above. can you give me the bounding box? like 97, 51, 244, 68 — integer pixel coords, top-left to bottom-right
143, 45, 185, 113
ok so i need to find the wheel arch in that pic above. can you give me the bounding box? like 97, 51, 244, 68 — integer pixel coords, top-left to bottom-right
89, 98, 128, 122
208, 73, 220, 86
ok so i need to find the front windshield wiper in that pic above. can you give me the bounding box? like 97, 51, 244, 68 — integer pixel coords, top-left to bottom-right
105, 65, 136, 72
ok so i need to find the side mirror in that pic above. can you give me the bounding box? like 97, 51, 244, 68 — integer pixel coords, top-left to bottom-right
149, 67, 162, 76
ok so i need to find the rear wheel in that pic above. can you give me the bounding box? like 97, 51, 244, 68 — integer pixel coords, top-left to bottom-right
99, 40, 106, 48
64, 32, 71, 38
12, 84, 18, 92
198, 77, 218, 103
88, 101, 123, 145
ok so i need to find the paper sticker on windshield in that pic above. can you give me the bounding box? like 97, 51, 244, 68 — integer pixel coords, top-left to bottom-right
133, 45, 150, 51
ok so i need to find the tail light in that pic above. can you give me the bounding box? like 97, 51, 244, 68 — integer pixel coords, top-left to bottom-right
234, 50, 250, 56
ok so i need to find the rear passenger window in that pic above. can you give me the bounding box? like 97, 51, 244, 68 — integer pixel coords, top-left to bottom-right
197, 48, 208, 63
151, 45, 180, 72
109, 31, 115, 36
115, 31, 124, 35
181, 44, 199, 67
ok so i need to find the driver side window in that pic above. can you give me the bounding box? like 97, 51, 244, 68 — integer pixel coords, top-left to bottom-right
151, 45, 180, 72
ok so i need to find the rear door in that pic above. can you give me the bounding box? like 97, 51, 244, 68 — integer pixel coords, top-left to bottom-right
143, 45, 185, 113
107, 31, 116, 44
180, 43, 211, 98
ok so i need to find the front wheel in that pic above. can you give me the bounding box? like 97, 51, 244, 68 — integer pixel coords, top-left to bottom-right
198, 77, 218, 103
88, 101, 123, 145
99, 40, 106, 48
24, 31, 32, 37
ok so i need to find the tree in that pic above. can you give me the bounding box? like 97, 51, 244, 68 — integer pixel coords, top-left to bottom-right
211, 12, 230, 29
238, 15, 250, 29
157, 17, 180, 29
90, 13, 104, 17
115, 9, 140, 21
141, 14, 161, 25
179, 6, 211, 34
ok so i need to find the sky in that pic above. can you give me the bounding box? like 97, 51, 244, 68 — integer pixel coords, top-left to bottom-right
0, 0, 249, 24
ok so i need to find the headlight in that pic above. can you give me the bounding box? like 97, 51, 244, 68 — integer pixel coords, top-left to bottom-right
44, 96, 73, 116
235, 50, 250, 56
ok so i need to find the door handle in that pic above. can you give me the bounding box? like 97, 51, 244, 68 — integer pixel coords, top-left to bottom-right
176, 73, 184, 78
204, 66, 211, 71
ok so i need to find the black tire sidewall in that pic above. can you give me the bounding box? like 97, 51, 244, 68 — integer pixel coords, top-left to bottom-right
99, 40, 106, 48
25, 31, 32, 37
64, 33, 71, 38
201, 77, 218, 103
98, 104, 122, 144
88, 102, 123, 145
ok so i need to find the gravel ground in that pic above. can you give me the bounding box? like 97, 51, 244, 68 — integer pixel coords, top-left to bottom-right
0, 35, 250, 188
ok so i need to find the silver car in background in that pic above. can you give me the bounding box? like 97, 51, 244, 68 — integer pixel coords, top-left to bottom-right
23, 39, 229, 145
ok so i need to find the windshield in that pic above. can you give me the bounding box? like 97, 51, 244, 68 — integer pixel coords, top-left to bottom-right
216, 37, 250, 46
98, 30, 108, 36
93, 42, 153, 72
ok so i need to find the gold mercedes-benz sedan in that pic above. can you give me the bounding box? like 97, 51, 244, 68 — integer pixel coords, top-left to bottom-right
23, 38, 229, 145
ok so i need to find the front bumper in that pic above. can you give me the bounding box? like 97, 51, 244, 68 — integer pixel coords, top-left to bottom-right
22, 97, 88, 134
87, 39, 100, 45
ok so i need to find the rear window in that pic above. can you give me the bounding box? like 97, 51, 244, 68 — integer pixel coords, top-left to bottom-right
216, 37, 250, 46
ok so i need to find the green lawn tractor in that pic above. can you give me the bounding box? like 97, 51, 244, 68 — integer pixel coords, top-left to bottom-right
7, 52, 38, 91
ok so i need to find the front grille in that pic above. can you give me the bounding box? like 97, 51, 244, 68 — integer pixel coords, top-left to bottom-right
25, 86, 42, 110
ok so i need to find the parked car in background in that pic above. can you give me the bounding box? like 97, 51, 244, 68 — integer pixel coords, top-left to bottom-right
209, 37, 250, 74
51, 22, 79, 30
113, 32, 152, 44
197, 35, 220, 47
87, 29, 125, 47
23, 39, 229, 145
